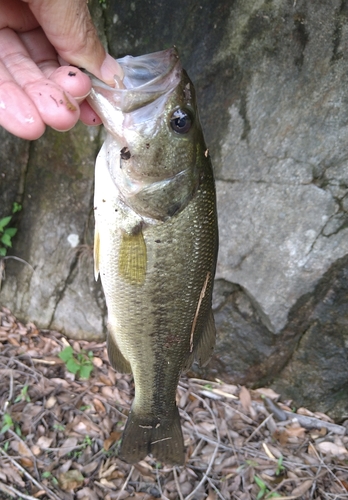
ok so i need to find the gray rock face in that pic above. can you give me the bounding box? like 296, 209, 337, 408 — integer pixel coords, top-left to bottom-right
0, 125, 105, 340
1, 0, 348, 418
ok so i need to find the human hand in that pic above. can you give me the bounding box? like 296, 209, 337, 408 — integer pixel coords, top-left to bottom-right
0, 0, 122, 140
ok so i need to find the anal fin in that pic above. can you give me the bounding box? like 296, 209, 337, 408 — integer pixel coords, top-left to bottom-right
107, 329, 132, 374
195, 308, 216, 367
94, 224, 100, 281
182, 308, 216, 372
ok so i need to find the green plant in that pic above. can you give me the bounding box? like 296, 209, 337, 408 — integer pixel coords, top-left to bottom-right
275, 455, 285, 476
0, 202, 22, 257
0, 413, 21, 435
2, 441, 10, 452
254, 476, 282, 499
58, 346, 94, 379
53, 423, 65, 431
82, 435, 92, 448
79, 405, 91, 411
14, 385, 30, 403
42, 471, 59, 485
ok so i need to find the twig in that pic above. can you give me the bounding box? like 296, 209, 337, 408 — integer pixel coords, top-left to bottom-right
204, 474, 227, 500
264, 397, 346, 435
0, 481, 40, 500
155, 465, 165, 499
221, 401, 255, 424
8, 429, 40, 480
194, 432, 233, 451
3, 368, 14, 412
307, 442, 347, 493
173, 466, 184, 500
185, 393, 220, 500
116, 465, 134, 500
0, 447, 61, 500
244, 413, 275, 444
282, 410, 346, 435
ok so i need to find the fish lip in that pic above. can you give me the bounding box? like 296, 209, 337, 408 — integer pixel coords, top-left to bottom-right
87, 47, 182, 113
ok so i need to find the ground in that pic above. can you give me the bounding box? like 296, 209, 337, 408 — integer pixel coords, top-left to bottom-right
0, 306, 348, 500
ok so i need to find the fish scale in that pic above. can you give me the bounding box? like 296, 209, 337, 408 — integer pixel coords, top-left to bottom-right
88, 48, 218, 465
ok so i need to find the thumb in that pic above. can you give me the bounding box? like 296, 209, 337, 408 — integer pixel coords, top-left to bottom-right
24, 0, 122, 85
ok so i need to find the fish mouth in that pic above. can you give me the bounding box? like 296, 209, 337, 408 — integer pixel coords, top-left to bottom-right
88, 47, 182, 114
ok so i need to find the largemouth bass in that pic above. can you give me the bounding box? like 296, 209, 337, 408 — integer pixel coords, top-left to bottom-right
87, 48, 218, 465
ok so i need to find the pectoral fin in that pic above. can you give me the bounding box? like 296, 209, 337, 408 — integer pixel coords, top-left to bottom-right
94, 225, 100, 281
118, 229, 147, 285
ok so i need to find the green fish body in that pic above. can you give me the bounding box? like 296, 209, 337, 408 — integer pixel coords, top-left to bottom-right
87, 48, 218, 465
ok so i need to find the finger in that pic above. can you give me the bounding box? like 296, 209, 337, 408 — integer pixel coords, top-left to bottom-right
24, 0, 123, 84
49, 67, 91, 100
0, 28, 80, 133
19, 27, 92, 99
0, 77, 45, 140
0, 0, 38, 31
79, 100, 102, 126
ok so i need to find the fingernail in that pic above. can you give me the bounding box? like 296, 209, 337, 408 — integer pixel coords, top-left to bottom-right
100, 54, 124, 86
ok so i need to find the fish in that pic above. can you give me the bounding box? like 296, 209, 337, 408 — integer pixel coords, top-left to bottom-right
87, 47, 218, 465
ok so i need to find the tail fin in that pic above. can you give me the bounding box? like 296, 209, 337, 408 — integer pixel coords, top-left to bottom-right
119, 406, 184, 465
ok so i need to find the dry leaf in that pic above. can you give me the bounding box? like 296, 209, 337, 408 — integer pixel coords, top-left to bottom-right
99, 462, 118, 479
101, 386, 116, 399
1, 307, 348, 500
291, 479, 314, 496
103, 431, 122, 451
76, 487, 99, 500
49, 377, 70, 388
316, 441, 348, 456
58, 469, 84, 491
45, 395, 57, 409
19, 456, 33, 467
239, 386, 252, 413
37, 436, 53, 450
18, 440, 31, 457
81, 461, 99, 476
286, 424, 306, 438
58, 437, 78, 457
93, 398, 106, 414
59, 458, 73, 474
2, 466, 26, 487
99, 477, 117, 489
255, 387, 280, 399
33, 489, 47, 497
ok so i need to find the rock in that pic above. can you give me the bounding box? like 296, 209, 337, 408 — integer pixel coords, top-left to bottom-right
0, 124, 105, 340
271, 255, 348, 420
1, 0, 348, 418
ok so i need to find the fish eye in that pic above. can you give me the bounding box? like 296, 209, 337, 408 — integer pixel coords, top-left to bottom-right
170, 108, 192, 134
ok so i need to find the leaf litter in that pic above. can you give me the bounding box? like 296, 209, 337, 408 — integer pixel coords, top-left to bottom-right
0, 306, 348, 500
